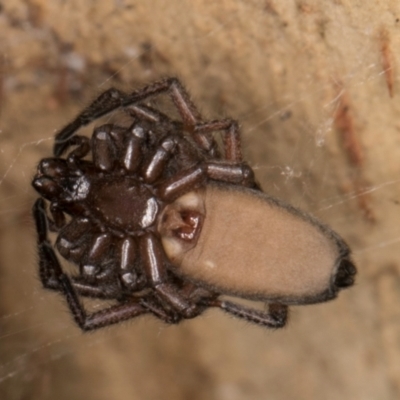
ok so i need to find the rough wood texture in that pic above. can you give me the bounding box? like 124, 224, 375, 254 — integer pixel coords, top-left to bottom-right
0, 1, 399, 399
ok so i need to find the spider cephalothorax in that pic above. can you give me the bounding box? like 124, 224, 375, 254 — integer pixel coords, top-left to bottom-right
32, 78, 356, 331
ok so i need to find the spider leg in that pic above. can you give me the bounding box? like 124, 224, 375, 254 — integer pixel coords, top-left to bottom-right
60, 277, 148, 331
49, 202, 66, 231
195, 118, 242, 161
140, 285, 213, 324
196, 118, 262, 190
123, 78, 219, 150
38, 202, 65, 233
157, 161, 255, 202
32, 158, 77, 231
141, 136, 178, 183
54, 78, 216, 156
58, 224, 120, 286
140, 233, 198, 318
206, 161, 254, 185
43, 274, 125, 300
54, 88, 128, 157
119, 237, 140, 290
91, 125, 121, 172
91, 124, 146, 173
57, 220, 144, 293
34, 198, 103, 295
91, 106, 179, 176
211, 299, 288, 329
57, 216, 93, 255
66, 277, 121, 299
122, 77, 202, 125
66, 135, 91, 160
33, 198, 62, 289
33, 198, 149, 330
81, 233, 113, 278
126, 103, 170, 123
139, 295, 183, 324
123, 78, 219, 152
35, 202, 110, 298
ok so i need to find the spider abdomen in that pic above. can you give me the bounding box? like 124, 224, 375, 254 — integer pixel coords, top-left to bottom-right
160, 184, 356, 305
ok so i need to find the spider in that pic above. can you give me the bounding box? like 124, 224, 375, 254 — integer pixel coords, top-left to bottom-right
32, 77, 356, 331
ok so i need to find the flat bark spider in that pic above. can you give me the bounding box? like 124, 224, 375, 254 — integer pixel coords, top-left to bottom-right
32, 78, 356, 331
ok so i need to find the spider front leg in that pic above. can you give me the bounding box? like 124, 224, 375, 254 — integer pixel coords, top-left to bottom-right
33, 198, 149, 331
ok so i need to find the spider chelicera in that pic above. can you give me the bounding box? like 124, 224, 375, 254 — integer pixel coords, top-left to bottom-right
32, 78, 356, 331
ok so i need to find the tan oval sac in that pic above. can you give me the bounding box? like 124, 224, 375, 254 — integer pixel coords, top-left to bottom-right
159, 183, 352, 304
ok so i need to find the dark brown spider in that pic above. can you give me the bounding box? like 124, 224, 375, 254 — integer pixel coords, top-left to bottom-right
32, 78, 356, 331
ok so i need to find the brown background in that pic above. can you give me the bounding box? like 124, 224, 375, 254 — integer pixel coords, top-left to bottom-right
0, 1, 400, 399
